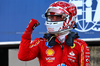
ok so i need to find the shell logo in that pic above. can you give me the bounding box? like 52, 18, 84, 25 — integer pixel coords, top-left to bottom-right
46, 49, 55, 56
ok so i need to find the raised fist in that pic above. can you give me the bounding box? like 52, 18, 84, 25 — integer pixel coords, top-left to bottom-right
26, 19, 39, 31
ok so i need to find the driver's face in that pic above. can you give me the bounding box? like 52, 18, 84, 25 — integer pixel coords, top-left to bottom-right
47, 15, 64, 21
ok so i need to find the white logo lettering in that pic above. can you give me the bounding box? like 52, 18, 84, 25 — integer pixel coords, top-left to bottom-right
46, 57, 55, 60
69, 0, 100, 32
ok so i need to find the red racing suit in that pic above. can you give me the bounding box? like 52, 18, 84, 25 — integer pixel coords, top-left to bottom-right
18, 19, 90, 66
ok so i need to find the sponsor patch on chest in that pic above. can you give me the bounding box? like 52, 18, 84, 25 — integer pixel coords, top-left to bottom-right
45, 57, 55, 62
68, 51, 77, 62
46, 48, 55, 56
45, 48, 55, 62
69, 51, 75, 56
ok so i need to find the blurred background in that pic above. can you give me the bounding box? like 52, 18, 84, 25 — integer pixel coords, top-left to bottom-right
0, 0, 100, 66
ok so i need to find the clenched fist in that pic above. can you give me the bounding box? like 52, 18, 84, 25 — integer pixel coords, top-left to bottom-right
26, 19, 39, 31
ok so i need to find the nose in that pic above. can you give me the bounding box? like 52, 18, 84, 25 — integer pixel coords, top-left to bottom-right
51, 16, 57, 21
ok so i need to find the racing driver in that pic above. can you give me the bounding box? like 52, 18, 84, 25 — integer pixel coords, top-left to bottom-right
18, 1, 90, 66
